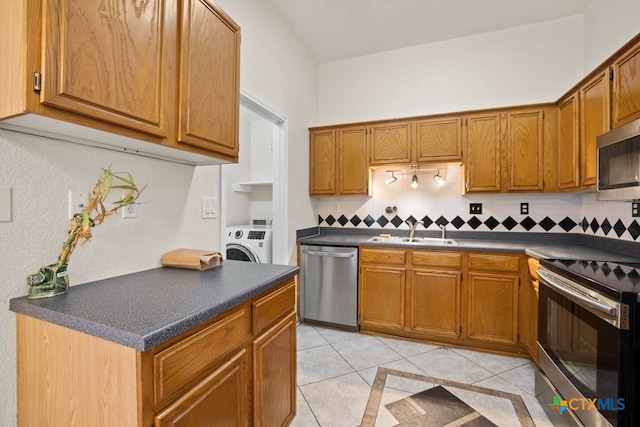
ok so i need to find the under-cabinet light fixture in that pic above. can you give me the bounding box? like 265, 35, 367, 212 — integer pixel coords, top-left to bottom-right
411, 173, 419, 189
433, 170, 445, 186
385, 171, 397, 185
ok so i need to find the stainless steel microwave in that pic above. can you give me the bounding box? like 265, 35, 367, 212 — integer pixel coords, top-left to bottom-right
597, 118, 640, 201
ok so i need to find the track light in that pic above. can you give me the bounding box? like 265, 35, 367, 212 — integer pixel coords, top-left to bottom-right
385, 171, 397, 185
433, 170, 445, 186
411, 174, 419, 189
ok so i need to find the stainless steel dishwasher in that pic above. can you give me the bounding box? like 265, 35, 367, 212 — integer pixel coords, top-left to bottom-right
300, 245, 358, 329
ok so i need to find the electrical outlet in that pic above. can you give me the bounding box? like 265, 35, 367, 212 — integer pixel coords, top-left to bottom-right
521, 202, 529, 215
469, 203, 482, 215
122, 203, 138, 218
68, 191, 89, 219
633, 202, 640, 218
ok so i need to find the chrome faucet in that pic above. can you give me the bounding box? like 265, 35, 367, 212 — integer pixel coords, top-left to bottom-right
406, 219, 423, 241
438, 224, 447, 242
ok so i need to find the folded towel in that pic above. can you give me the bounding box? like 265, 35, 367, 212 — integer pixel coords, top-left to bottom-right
161, 248, 223, 271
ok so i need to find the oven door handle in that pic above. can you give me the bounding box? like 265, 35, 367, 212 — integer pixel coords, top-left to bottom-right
538, 270, 617, 318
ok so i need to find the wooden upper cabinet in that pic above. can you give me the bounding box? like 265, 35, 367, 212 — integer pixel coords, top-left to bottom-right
41, 0, 170, 136
465, 113, 502, 193
612, 40, 640, 128
580, 70, 611, 187
309, 130, 336, 195
338, 127, 369, 194
309, 127, 370, 196
557, 94, 580, 189
415, 116, 463, 162
177, 0, 240, 162
369, 121, 412, 165
504, 109, 544, 191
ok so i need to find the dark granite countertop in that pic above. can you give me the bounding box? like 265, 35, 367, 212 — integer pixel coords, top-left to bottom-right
297, 227, 640, 263
9, 260, 299, 351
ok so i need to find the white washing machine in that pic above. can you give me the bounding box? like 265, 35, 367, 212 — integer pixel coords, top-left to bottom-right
226, 226, 273, 263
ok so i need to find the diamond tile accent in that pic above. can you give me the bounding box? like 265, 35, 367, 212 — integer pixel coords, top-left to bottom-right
377, 216, 389, 227
600, 218, 612, 235
590, 218, 600, 233
467, 216, 482, 230
350, 215, 362, 227
318, 215, 323, 225
614, 219, 626, 237
520, 217, 537, 231
364, 215, 376, 227
559, 217, 577, 232
391, 215, 404, 228
435, 216, 449, 227
539, 217, 556, 232
501, 217, 518, 231
406, 215, 417, 225
581, 217, 589, 231
325, 214, 336, 226
421, 216, 434, 228
338, 215, 349, 226
451, 216, 465, 229
484, 216, 500, 230
629, 220, 640, 240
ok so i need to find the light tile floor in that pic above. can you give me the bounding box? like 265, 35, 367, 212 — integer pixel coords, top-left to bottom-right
293, 322, 554, 427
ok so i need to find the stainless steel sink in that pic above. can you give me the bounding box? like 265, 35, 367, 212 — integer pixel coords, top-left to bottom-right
367, 236, 457, 245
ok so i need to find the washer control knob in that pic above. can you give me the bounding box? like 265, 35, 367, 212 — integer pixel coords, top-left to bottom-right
234, 230, 243, 239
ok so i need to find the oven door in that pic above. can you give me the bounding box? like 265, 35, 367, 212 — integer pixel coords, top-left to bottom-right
538, 268, 631, 426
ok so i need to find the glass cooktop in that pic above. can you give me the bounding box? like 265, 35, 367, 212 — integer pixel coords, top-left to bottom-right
540, 258, 640, 299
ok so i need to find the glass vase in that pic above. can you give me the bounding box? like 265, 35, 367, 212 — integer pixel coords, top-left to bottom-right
27, 263, 69, 298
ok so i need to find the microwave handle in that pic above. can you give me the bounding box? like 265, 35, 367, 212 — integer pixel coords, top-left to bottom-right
538, 269, 617, 318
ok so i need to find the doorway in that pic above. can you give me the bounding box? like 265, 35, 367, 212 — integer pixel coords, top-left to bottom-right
221, 92, 288, 265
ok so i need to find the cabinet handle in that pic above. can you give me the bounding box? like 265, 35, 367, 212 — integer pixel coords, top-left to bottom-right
33, 72, 41, 92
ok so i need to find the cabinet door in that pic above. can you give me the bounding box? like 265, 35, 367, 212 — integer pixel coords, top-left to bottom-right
465, 113, 502, 192
337, 127, 369, 195
369, 121, 412, 165
557, 94, 580, 189
155, 349, 248, 427
407, 269, 461, 338
521, 278, 539, 362
504, 109, 544, 191
359, 266, 405, 331
466, 273, 519, 345
178, 0, 240, 161
415, 117, 463, 162
253, 312, 296, 427
580, 71, 611, 187
41, 0, 169, 136
309, 130, 336, 195
612, 41, 640, 127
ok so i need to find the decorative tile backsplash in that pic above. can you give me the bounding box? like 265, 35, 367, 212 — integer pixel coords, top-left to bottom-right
315, 167, 640, 242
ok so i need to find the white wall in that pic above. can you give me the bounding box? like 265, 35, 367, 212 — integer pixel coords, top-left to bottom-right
215, 0, 319, 264
583, 0, 640, 72
0, 129, 221, 425
318, 15, 584, 125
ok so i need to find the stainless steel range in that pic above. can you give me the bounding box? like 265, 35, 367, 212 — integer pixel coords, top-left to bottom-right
536, 259, 640, 426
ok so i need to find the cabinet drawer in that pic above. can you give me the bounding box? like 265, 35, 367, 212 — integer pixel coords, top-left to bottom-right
253, 279, 296, 333
468, 253, 521, 273
360, 248, 406, 265
154, 308, 247, 404
412, 251, 462, 268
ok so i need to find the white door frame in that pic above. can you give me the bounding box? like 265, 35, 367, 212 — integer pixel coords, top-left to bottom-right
221, 92, 289, 265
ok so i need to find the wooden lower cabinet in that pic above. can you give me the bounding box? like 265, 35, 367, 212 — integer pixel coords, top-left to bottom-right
155, 349, 248, 426
359, 248, 528, 356
466, 272, 519, 345
16, 278, 297, 427
407, 268, 461, 338
253, 312, 297, 427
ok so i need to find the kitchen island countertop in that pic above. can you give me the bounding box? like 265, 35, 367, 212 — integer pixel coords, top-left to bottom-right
10, 260, 299, 351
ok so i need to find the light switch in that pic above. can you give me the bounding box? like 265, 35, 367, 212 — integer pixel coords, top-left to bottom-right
201, 198, 217, 219
0, 187, 11, 222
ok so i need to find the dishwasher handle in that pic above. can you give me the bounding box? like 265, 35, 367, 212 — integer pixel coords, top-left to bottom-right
301, 249, 356, 258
